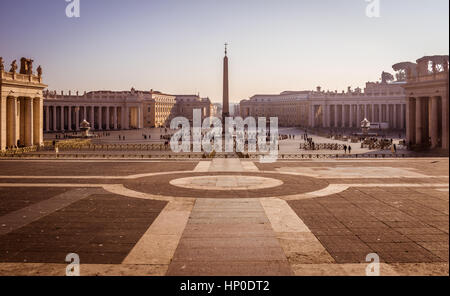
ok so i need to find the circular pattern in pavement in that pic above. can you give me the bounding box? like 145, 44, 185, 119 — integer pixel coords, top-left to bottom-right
123, 172, 329, 199
169, 175, 284, 191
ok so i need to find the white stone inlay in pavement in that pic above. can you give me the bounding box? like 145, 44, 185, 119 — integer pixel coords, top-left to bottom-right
0, 188, 103, 235
260, 198, 334, 265
193, 161, 211, 172
277, 166, 437, 178
208, 158, 244, 172
123, 200, 194, 265
170, 175, 283, 191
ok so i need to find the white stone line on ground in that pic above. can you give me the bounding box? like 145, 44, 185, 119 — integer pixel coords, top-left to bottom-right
208, 158, 244, 172
193, 161, 211, 172
122, 200, 194, 266
260, 198, 335, 265
436, 188, 449, 192
169, 175, 283, 191
0, 263, 168, 276
0, 261, 446, 276
101, 184, 195, 202
241, 161, 260, 172
0, 170, 192, 180
280, 184, 449, 201
0, 183, 103, 187
0, 188, 103, 235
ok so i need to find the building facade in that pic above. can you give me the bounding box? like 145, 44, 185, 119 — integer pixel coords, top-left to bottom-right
239, 77, 407, 130
43, 88, 176, 132
393, 55, 449, 150
240, 91, 310, 127
174, 95, 213, 124
1, 58, 46, 150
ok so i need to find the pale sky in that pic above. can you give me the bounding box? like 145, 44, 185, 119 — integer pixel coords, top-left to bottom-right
0, 0, 448, 103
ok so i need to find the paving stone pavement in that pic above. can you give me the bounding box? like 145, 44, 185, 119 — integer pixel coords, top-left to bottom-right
0, 158, 448, 276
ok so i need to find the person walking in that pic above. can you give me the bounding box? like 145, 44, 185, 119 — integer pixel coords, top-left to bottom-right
344, 144, 347, 154
348, 145, 352, 154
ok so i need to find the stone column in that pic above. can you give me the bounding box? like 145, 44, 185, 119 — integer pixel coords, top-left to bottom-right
393, 104, 397, 129
378, 104, 382, 122
341, 105, 346, 128
90, 106, 95, 130
6, 97, 18, 147
415, 98, 423, 145
83, 106, 87, 120
24, 98, 34, 147
68, 106, 72, 131
114, 107, 118, 130
356, 104, 361, 126
33, 98, 43, 146
406, 98, 415, 145
0, 95, 6, 151
106, 107, 110, 130
75, 107, 80, 131
44, 105, 49, 132
442, 96, 449, 149
334, 105, 338, 128
53, 106, 57, 131
429, 97, 438, 148
60, 106, 65, 131
371, 104, 375, 123
124, 106, 130, 129
98, 106, 103, 130
137, 106, 142, 129
400, 104, 405, 129
364, 104, 368, 119
349, 105, 353, 128
322, 105, 327, 128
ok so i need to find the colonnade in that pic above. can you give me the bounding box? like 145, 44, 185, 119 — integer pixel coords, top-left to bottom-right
310, 102, 406, 129
406, 96, 448, 149
0, 96, 43, 149
43, 105, 143, 132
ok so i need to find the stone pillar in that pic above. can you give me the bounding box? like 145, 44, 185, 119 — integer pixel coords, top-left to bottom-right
124, 106, 130, 129
415, 98, 423, 145
393, 104, 397, 129
0, 95, 6, 151
371, 104, 375, 123
442, 96, 449, 149
322, 105, 327, 128
83, 106, 87, 120
137, 107, 142, 129
378, 104, 382, 122
341, 105, 346, 128
356, 105, 361, 126
406, 98, 415, 145
60, 106, 65, 131
114, 107, 118, 130
349, 105, 353, 128
400, 104, 405, 129
334, 105, 338, 127
44, 105, 49, 132
33, 98, 43, 146
98, 106, 103, 130
310, 105, 315, 128
90, 106, 95, 130
106, 107, 110, 130
24, 98, 34, 147
6, 97, 18, 148
364, 104, 368, 119
75, 108, 80, 131
52, 106, 57, 131
68, 106, 72, 131
429, 97, 438, 148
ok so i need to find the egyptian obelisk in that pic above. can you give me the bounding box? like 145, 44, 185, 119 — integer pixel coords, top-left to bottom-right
222, 43, 230, 122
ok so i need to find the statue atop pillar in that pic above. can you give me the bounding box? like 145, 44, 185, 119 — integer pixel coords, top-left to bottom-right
381, 71, 394, 83
20, 57, 34, 75
9, 60, 17, 73
0, 57, 4, 71
37, 65, 43, 78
